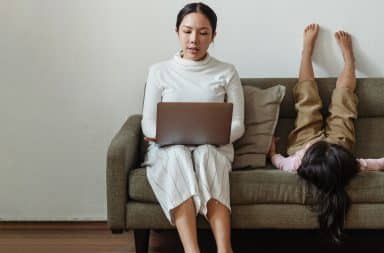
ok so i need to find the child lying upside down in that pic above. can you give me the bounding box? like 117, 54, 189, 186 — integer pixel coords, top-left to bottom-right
268, 23, 383, 244
270, 138, 384, 172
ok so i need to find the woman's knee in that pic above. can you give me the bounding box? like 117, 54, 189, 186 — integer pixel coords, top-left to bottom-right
193, 144, 216, 157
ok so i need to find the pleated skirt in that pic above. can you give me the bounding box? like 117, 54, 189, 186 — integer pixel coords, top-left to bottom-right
143, 143, 234, 224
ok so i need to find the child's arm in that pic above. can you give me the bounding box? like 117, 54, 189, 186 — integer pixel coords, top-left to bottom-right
271, 154, 300, 173
269, 137, 301, 173
357, 158, 384, 171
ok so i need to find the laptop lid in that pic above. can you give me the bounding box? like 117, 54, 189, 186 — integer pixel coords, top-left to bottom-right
156, 102, 233, 147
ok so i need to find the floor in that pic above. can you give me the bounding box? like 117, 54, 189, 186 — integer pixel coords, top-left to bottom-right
0, 222, 383, 253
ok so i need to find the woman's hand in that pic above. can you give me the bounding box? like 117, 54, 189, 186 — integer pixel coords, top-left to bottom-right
268, 136, 279, 157
144, 137, 157, 142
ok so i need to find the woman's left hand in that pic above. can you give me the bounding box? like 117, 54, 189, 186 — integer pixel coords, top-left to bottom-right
144, 137, 157, 142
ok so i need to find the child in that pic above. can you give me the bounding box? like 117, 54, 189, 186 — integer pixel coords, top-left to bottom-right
269, 24, 383, 243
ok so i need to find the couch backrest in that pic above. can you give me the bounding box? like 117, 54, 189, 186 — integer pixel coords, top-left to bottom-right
242, 78, 384, 158
139, 78, 384, 163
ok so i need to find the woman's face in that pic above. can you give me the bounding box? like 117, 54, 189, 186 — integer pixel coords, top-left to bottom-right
177, 12, 215, 61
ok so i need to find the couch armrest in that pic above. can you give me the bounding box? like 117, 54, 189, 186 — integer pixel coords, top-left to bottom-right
107, 114, 142, 231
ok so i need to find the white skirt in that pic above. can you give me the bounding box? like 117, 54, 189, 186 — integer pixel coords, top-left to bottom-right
143, 143, 234, 224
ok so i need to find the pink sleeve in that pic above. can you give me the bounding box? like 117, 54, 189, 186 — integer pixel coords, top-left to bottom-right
271, 154, 301, 173
357, 158, 384, 171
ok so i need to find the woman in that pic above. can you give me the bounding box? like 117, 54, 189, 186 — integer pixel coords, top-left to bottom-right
141, 3, 244, 253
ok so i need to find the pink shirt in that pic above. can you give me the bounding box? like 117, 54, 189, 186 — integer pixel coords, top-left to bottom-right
271, 149, 384, 173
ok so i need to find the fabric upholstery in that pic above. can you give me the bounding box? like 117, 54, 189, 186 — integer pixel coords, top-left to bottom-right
106, 114, 142, 230
107, 78, 384, 232
129, 167, 384, 205
126, 202, 384, 229
233, 85, 286, 169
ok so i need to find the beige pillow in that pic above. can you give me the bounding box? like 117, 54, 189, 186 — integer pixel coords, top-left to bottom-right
233, 85, 286, 169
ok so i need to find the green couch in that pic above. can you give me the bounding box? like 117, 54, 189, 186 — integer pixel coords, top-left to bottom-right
107, 78, 384, 253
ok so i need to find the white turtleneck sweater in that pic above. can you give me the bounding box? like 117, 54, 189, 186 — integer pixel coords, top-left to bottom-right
141, 52, 244, 144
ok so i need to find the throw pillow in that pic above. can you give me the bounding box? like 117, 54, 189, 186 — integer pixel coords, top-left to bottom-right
233, 85, 286, 169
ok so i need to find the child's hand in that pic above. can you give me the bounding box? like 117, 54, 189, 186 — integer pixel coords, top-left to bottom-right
268, 137, 280, 157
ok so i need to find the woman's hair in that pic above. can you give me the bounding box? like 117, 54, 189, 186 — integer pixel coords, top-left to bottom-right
176, 2, 217, 35
297, 141, 359, 244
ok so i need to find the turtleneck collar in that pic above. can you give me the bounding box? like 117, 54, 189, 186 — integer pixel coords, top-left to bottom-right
173, 50, 212, 67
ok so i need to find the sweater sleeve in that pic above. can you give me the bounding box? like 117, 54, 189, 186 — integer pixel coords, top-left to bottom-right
225, 65, 245, 143
141, 66, 163, 139
357, 158, 384, 171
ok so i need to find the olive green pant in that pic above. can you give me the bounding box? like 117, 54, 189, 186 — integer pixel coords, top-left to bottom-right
287, 80, 358, 156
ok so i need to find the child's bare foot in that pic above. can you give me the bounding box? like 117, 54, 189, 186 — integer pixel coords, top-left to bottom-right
302, 23, 319, 58
335, 31, 355, 66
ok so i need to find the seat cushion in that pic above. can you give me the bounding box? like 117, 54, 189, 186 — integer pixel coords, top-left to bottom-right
129, 164, 310, 204
129, 166, 384, 205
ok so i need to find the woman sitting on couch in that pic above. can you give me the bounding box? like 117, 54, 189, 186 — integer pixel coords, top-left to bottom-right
141, 2, 244, 253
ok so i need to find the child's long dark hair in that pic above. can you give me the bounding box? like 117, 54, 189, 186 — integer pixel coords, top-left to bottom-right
297, 141, 359, 243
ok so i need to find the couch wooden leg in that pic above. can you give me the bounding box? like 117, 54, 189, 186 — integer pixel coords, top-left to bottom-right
134, 229, 150, 253
111, 229, 123, 234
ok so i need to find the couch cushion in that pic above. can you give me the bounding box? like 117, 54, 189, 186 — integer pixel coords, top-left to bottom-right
129, 167, 384, 205
346, 171, 384, 203
355, 118, 384, 158
233, 85, 286, 169
241, 78, 384, 118
138, 78, 384, 160
129, 166, 309, 204
229, 166, 310, 204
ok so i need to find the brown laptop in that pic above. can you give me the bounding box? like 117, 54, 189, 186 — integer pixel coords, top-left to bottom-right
156, 102, 233, 147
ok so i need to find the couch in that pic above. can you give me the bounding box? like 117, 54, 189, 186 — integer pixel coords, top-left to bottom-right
106, 78, 384, 253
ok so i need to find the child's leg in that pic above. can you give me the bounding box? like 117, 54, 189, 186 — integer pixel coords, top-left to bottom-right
298, 24, 317, 82
287, 24, 324, 155
325, 31, 358, 152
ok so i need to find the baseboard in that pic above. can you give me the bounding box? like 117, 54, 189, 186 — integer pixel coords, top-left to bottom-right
0, 221, 108, 230
0, 217, 106, 221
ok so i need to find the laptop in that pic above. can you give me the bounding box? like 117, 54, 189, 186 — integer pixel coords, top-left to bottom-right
156, 102, 233, 147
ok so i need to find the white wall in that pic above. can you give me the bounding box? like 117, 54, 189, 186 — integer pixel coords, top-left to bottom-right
1, 0, 383, 220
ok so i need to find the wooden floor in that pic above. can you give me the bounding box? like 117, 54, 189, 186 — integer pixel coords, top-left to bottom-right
1, 222, 384, 253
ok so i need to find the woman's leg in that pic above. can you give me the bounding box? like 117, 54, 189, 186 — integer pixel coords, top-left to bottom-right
325, 31, 358, 151
173, 198, 201, 253
146, 144, 201, 253
207, 200, 233, 253
193, 144, 233, 253
287, 24, 324, 155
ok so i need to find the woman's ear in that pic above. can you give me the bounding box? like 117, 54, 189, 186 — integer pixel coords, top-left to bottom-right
211, 32, 217, 43
175, 28, 180, 39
